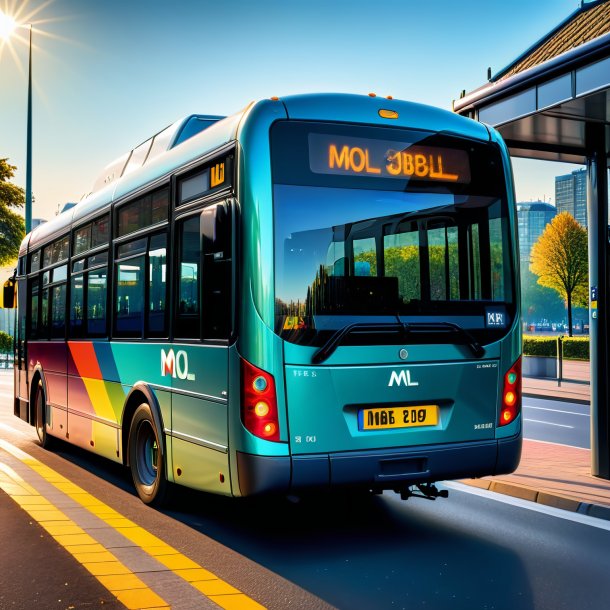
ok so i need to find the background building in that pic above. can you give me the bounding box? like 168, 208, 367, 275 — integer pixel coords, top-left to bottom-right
555, 168, 587, 227
517, 201, 557, 265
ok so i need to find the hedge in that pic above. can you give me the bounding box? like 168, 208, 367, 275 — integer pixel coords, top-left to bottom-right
0, 331, 12, 353
523, 335, 589, 360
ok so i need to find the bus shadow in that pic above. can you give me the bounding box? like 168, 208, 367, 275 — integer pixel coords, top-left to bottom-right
46, 443, 536, 610
167, 486, 536, 610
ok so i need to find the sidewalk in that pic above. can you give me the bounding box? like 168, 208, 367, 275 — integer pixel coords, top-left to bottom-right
523, 358, 590, 404
463, 360, 610, 520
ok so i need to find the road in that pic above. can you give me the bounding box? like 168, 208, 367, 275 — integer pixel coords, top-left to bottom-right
1, 371, 608, 610
523, 397, 590, 448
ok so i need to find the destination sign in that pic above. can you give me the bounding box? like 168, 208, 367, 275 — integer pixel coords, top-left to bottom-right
309, 134, 471, 184
178, 156, 233, 205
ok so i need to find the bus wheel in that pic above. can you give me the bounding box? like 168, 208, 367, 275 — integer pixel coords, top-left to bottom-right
128, 403, 168, 506
34, 381, 54, 449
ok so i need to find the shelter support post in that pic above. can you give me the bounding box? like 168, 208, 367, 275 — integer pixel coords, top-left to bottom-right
586, 123, 610, 479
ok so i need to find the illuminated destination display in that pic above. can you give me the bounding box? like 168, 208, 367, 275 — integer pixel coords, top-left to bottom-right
309, 134, 471, 184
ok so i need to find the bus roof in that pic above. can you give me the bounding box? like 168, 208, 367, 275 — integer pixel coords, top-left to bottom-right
21, 93, 491, 256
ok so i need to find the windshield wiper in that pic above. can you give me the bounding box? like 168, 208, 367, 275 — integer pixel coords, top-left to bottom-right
402, 321, 485, 359
311, 320, 485, 364
312, 322, 405, 364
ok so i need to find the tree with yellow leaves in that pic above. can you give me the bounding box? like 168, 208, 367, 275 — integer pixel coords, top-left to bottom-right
530, 211, 588, 337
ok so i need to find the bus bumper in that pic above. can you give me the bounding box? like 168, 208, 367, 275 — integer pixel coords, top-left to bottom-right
236, 434, 522, 496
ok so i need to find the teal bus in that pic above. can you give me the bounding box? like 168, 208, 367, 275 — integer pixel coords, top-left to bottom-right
10, 93, 522, 505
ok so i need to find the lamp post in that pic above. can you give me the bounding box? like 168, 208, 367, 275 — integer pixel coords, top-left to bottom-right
25, 23, 32, 234
0, 13, 33, 233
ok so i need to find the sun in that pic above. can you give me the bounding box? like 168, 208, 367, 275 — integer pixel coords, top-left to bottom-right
0, 11, 16, 39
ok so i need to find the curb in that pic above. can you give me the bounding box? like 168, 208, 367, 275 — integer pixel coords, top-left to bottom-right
523, 391, 590, 405
461, 478, 610, 521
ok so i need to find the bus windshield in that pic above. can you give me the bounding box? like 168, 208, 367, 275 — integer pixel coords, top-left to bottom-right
271, 121, 515, 347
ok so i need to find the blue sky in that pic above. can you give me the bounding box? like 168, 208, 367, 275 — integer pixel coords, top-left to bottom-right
1, 0, 583, 221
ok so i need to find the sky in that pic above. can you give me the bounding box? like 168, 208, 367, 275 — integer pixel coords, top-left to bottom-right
0, 0, 584, 222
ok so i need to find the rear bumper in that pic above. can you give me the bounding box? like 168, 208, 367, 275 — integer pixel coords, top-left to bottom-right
236, 433, 522, 496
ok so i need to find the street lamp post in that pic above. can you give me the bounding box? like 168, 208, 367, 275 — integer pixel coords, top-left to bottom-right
25, 24, 32, 234
0, 13, 34, 233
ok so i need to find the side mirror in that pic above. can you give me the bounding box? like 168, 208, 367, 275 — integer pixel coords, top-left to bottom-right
202, 203, 229, 259
2, 277, 16, 309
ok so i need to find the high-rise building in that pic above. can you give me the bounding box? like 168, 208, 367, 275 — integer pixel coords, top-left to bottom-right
517, 201, 557, 264
555, 168, 587, 227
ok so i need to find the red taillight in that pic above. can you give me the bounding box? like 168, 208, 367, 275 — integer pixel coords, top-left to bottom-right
240, 358, 280, 442
500, 357, 521, 426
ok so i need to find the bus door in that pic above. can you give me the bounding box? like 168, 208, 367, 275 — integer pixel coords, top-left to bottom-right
14, 274, 29, 421
171, 200, 233, 495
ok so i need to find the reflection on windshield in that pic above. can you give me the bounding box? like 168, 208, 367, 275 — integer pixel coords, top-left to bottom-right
274, 185, 512, 342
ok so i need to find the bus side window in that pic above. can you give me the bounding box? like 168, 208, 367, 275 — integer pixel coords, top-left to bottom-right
202, 203, 231, 340
175, 215, 201, 339
29, 278, 40, 339
147, 233, 167, 337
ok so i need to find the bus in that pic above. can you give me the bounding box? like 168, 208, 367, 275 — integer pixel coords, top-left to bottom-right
9, 93, 522, 506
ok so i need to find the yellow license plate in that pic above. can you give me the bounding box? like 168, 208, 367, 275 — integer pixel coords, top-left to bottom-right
359, 405, 439, 430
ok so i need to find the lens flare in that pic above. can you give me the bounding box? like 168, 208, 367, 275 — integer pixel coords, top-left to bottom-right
0, 12, 16, 39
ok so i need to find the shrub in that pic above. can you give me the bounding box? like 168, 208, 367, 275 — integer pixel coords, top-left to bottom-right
0, 331, 12, 353
523, 336, 556, 357
522, 335, 589, 360
562, 337, 590, 360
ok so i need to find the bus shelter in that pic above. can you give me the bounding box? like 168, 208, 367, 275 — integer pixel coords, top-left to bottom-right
453, 0, 610, 479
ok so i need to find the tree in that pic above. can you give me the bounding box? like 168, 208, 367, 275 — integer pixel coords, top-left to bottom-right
530, 212, 588, 336
0, 158, 26, 266
521, 268, 566, 324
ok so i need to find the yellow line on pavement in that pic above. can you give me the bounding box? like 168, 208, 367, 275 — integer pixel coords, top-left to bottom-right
0, 439, 266, 610
0, 461, 169, 610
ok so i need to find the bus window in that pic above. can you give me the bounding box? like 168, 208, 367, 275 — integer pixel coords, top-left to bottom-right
427, 222, 459, 301
51, 283, 67, 339
117, 188, 169, 238
88, 267, 107, 336
41, 287, 50, 337
29, 278, 40, 338
92, 215, 110, 249
353, 237, 376, 276
148, 233, 167, 337
30, 250, 40, 273
70, 274, 84, 336
176, 215, 201, 339
202, 203, 232, 339
115, 254, 145, 337
383, 226, 421, 303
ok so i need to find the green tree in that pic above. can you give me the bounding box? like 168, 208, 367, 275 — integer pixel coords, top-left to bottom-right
0, 331, 12, 352
530, 211, 588, 336
0, 158, 26, 266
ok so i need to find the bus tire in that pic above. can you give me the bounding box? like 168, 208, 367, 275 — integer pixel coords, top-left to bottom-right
128, 403, 168, 506
34, 380, 54, 449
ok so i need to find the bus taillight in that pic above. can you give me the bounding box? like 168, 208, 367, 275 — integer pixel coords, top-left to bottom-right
500, 357, 521, 426
240, 358, 280, 442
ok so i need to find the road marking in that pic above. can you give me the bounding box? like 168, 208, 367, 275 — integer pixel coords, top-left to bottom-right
524, 405, 589, 417
0, 461, 169, 610
0, 439, 266, 610
442, 481, 610, 532
524, 418, 574, 429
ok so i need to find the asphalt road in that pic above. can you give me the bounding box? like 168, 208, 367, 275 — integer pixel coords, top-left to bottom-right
523, 397, 590, 448
1, 371, 608, 610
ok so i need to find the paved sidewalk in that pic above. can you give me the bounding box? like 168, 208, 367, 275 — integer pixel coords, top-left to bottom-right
523, 358, 590, 404
463, 360, 610, 521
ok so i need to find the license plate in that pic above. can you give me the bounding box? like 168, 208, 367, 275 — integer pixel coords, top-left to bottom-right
359, 405, 439, 431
